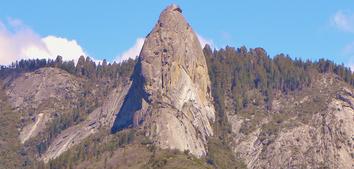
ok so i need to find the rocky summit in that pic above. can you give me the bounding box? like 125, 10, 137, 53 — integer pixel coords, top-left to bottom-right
111, 4, 215, 157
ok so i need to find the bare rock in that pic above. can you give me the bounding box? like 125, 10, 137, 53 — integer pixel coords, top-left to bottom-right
112, 4, 215, 157
41, 83, 130, 162
229, 76, 354, 169
5, 67, 83, 143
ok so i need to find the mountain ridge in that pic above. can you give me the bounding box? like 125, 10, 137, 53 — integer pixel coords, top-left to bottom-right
0, 4, 353, 169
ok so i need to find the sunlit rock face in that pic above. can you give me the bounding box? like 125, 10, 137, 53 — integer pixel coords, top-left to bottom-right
112, 4, 215, 157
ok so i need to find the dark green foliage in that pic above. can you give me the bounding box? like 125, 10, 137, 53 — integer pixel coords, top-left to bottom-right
29, 60, 136, 160
144, 149, 213, 169
59, 60, 76, 74
0, 56, 137, 81
46, 129, 213, 169
0, 44, 353, 168
204, 45, 247, 169
0, 81, 22, 168
204, 45, 311, 112
207, 138, 247, 169
0, 57, 137, 168
316, 58, 354, 85
204, 45, 354, 169
204, 45, 353, 113
47, 129, 136, 169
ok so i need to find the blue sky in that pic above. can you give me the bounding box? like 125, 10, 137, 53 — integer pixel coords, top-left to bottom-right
0, 0, 354, 68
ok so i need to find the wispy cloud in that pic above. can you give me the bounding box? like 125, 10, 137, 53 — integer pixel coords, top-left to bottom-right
341, 41, 354, 70
343, 42, 354, 55
330, 11, 354, 70
0, 18, 87, 65
331, 10, 354, 33
197, 33, 215, 49
115, 38, 145, 63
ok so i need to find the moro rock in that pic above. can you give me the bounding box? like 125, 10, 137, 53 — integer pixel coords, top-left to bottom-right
112, 4, 215, 157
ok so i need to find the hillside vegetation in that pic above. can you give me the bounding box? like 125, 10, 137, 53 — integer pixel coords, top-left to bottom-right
0, 44, 353, 169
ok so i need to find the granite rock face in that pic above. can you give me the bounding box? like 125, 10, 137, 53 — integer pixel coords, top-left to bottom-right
227, 74, 354, 169
112, 4, 215, 157
4, 67, 132, 162
42, 85, 130, 162
5, 67, 83, 143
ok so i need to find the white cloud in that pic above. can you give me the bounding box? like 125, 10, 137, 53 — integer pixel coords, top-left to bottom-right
343, 41, 354, 55
331, 10, 354, 33
42, 36, 86, 62
0, 19, 86, 66
115, 38, 145, 63
341, 42, 354, 70
197, 33, 215, 49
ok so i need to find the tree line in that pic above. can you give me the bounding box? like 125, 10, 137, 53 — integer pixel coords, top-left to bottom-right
203, 44, 354, 138
204, 45, 353, 112
0, 55, 136, 81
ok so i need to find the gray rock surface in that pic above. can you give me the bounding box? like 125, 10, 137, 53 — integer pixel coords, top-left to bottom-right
42, 85, 130, 162
5, 67, 83, 143
112, 4, 215, 157
4, 67, 131, 162
228, 75, 354, 169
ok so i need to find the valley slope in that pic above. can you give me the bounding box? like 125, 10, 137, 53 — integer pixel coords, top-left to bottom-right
0, 4, 353, 169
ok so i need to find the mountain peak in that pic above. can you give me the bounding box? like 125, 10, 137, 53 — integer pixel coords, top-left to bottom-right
112, 4, 215, 157
164, 4, 182, 13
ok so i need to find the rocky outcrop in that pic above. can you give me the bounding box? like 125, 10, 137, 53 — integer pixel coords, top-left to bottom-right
112, 4, 215, 157
228, 75, 354, 169
3, 4, 352, 168
5, 67, 83, 143
42, 85, 130, 162
4, 67, 132, 162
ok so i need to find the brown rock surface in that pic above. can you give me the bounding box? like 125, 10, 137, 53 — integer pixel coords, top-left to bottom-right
112, 4, 215, 157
